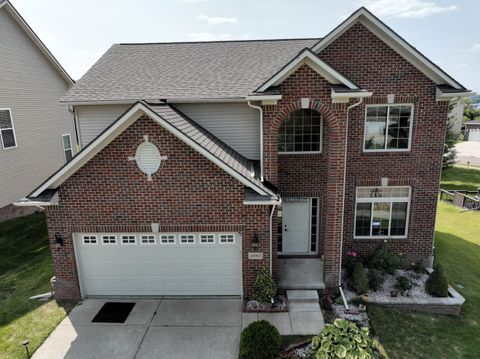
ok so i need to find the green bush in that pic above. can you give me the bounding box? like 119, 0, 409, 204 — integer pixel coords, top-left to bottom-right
413, 258, 425, 274
367, 245, 401, 275
394, 275, 412, 294
311, 319, 379, 359
425, 263, 449, 297
351, 262, 369, 295
253, 268, 277, 303
240, 320, 281, 359
368, 269, 385, 292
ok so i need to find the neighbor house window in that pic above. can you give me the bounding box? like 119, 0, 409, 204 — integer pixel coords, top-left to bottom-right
364, 105, 413, 151
0, 109, 17, 149
354, 187, 411, 238
62, 134, 73, 162
278, 109, 322, 153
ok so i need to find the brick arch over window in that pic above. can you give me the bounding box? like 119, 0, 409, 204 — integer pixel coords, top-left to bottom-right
270, 100, 339, 133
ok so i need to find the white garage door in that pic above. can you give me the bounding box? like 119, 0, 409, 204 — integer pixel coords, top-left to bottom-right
469, 129, 480, 142
74, 232, 242, 296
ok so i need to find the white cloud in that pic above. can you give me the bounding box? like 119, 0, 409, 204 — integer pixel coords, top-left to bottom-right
360, 0, 458, 18
188, 32, 237, 41
468, 44, 480, 53
198, 14, 238, 25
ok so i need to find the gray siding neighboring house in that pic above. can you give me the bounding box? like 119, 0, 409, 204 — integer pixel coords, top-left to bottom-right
76, 103, 261, 159
0, 1, 76, 209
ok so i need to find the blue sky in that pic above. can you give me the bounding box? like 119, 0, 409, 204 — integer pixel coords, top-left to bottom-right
11, 0, 480, 91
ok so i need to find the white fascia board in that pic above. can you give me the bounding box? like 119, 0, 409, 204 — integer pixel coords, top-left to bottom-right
2, 1, 74, 85
257, 50, 358, 92
436, 87, 472, 101
31, 102, 273, 198
331, 89, 373, 102
243, 200, 281, 205
312, 8, 464, 90
245, 95, 282, 101
14, 193, 59, 207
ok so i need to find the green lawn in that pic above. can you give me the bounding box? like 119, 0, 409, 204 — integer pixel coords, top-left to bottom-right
369, 167, 480, 359
0, 213, 75, 359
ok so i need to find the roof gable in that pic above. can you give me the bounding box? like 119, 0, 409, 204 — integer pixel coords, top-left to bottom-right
312, 7, 467, 90
0, 0, 74, 85
29, 101, 277, 200
255, 48, 360, 93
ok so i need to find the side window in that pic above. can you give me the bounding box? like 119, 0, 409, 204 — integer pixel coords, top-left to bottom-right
62, 134, 73, 162
0, 109, 17, 149
364, 105, 413, 151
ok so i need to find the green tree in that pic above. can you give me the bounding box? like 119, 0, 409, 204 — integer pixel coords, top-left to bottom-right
443, 104, 459, 169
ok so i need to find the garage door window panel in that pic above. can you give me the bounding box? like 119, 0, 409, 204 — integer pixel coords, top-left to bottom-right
180, 234, 195, 244
140, 234, 156, 245
121, 235, 137, 245
219, 234, 235, 244
82, 235, 98, 245
200, 234, 215, 244
101, 235, 117, 245
160, 234, 176, 244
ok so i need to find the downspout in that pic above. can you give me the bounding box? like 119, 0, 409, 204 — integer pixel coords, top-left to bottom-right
247, 101, 264, 182
67, 105, 81, 151
338, 98, 364, 308
269, 204, 277, 275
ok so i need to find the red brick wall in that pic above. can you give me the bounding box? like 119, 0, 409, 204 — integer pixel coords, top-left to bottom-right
263, 22, 448, 289
45, 115, 271, 299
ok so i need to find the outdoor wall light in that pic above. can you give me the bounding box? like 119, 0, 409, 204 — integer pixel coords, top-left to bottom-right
252, 233, 260, 249
55, 232, 63, 249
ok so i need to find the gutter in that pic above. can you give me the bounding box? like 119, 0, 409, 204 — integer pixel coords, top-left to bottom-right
247, 100, 265, 182
269, 204, 277, 275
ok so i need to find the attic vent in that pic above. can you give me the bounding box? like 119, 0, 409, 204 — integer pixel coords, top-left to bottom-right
129, 135, 167, 181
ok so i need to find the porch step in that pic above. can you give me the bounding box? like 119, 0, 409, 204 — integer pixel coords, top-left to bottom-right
287, 290, 319, 303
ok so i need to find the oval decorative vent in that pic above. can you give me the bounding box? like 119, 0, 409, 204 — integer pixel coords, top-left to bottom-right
129, 135, 167, 180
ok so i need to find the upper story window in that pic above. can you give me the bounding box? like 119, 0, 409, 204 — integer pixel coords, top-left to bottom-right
354, 186, 411, 239
364, 105, 413, 152
62, 134, 73, 162
278, 109, 322, 153
0, 109, 17, 149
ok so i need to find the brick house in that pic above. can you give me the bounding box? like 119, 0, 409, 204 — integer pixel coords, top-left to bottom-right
18, 8, 470, 299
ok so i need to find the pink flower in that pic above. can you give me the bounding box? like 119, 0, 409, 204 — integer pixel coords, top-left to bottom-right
347, 251, 357, 257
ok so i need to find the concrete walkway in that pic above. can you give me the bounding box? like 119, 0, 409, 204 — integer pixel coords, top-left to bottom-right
33, 299, 242, 359
278, 258, 325, 290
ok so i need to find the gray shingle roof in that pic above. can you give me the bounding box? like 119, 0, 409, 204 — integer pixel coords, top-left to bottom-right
147, 102, 277, 198
60, 38, 319, 103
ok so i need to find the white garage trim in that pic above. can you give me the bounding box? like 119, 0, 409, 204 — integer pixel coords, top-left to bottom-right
73, 232, 243, 298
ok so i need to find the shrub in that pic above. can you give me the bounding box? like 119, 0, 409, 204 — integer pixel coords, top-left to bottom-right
344, 251, 360, 278
368, 269, 385, 292
413, 258, 425, 274
351, 262, 368, 295
240, 320, 281, 359
311, 319, 379, 359
253, 268, 277, 303
394, 275, 412, 294
367, 245, 401, 275
425, 263, 449, 297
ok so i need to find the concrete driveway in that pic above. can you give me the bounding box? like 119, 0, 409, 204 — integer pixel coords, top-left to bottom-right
456, 141, 480, 167
33, 299, 242, 359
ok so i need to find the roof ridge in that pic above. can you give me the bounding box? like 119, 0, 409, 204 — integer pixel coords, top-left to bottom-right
118, 37, 322, 46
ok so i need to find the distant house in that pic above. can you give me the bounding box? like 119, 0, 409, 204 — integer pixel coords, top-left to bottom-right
0, 0, 76, 218
449, 100, 465, 136
464, 120, 480, 141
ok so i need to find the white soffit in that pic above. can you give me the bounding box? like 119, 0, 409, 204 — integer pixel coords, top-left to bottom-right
312, 8, 465, 90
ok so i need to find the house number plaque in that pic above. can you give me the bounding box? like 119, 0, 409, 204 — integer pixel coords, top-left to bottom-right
248, 252, 263, 260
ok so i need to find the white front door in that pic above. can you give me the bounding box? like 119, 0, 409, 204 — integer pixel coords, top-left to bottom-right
282, 199, 310, 254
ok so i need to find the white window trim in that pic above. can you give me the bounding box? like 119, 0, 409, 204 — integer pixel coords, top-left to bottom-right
101, 234, 117, 245
140, 234, 157, 245
0, 108, 18, 150
353, 186, 411, 239
199, 233, 216, 244
62, 133, 73, 163
363, 104, 414, 153
159, 233, 176, 244
219, 233, 236, 244
278, 113, 323, 155
121, 234, 137, 245
179, 234, 196, 244
82, 234, 98, 245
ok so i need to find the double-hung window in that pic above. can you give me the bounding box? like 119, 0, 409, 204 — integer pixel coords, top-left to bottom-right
354, 187, 411, 238
62, 134, 73, 162
364, 105, 413, 151
0, 109, 17, 149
